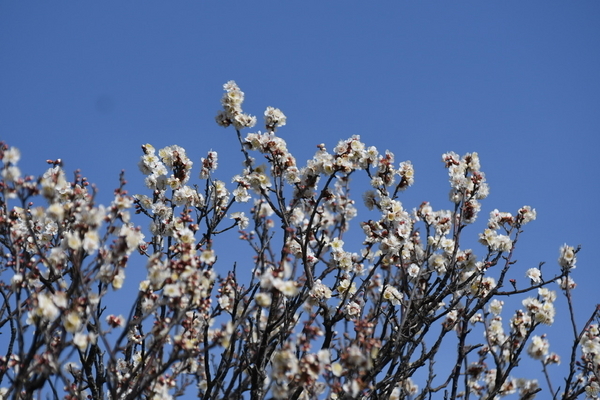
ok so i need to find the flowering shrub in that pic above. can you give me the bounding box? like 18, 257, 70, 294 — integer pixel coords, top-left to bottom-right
0, 81, 598, 399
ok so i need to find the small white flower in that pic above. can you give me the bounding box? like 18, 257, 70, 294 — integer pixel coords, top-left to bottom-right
73, 332, 90, 350
488, 299, 504, 316
64, 231, 82, 251
11, 273, 23, 287
35, 292, 60, 322
407, 263, 420, 278
558, 244, 576, 269
264, 106, 287, 131
112, 269, 125, 290
163, 283, 182, 298
175, 227, 195, 244
338, 278, 356, 295
273, 279, 298, 297
200, 249, 216, 264
345, 301, 362, 318
3, 147, 21, 164
255, 293, 272, 308
330, 238, 345, 253
527, 335, 549, 360
230, 212, 249, 229
517, 206, 536, 224
310, 280, 332, 301
63, 312, 82, 333
526, 267, 542, 283
382, 285, 402, 306
331, 362, 344, 377
83, 230, 100, 253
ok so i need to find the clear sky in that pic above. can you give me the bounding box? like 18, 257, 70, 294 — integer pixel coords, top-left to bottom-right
1, 1, 599, 397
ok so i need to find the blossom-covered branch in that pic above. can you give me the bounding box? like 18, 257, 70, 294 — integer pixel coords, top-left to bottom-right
0, 82, 597, 400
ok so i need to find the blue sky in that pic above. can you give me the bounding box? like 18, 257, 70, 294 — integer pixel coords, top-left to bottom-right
1, 1, 599, 397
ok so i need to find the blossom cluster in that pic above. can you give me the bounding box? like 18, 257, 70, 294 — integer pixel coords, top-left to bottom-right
215, 80, 257, 130
0, 143, 147, 399
0, 83, 596, 400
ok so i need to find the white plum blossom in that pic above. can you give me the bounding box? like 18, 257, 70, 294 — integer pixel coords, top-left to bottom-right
330, 237, 344, 253
309, 280, 332, 302
557, 275, 577, 290
479, 229, 512, 252
264, 106, 287, 132
272, 278, 298, 297
63, 312, 82, 333
470, 276, 496, 298
3, 146, 20, 164
338, 278, 357, 296
73, 332, 96, 351
586, 382, 600, 399
200, 249, 216, 264
119, 225, 145, 254
28, 292, 60, 323
82, 230, 100, 253
382, 285, 402, 306
517, 205, 537, 225
230, 211, 249, 229
64, 231, 82, 251
526, 267, 542, 283
271, 347, 298, 381
558, 243, 577, 269
175, 227, 195, 244
112, 269, 125, 290
429, 253, 447, 275
345, 301, 362, 318
488, 299, 504, 316
173, 186, 203, 207
255, 293, 272, 308
163, 283, 183, 298
200, 151, 218, 179
407, 263, 420, 278
233, 185, 251, 202
527, 335, 550, 360
522, 293, 556, 325
1, 165, 21, 182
